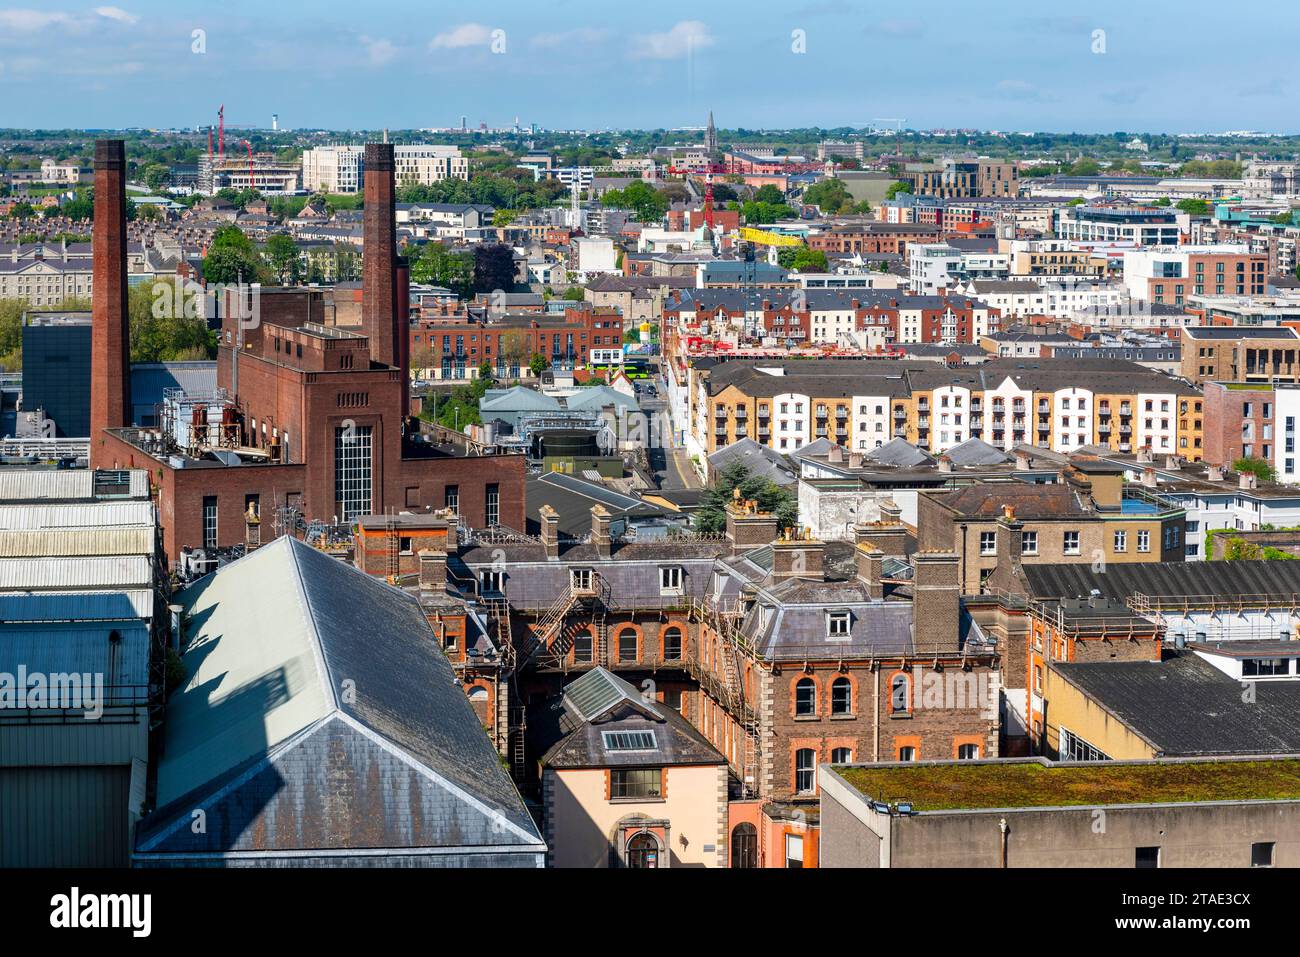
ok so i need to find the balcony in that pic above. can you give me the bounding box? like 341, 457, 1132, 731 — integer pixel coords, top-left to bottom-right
836, 408, 849, 419
816, 406, 829, 418
1119, 404, 1132, 416
714, 407, 727, 419
735, 408, 747, 420
894, 409, 906, 420
1037, 401, 1050, 413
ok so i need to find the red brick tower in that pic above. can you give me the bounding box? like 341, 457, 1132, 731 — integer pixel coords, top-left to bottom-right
362, 143, 398, 368
90, 139, 131, 466
395, 254, 410, 418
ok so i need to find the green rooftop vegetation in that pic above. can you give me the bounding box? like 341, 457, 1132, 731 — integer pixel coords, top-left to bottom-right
836, 760, 1300, 811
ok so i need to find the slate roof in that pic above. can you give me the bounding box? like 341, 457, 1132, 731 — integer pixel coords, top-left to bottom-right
1023, 560, 1300, 603
707, 437, 797, 486
135, 536, 543, 863
944, 437, 1012, 467
1051, 651, 1300, 756
865, 438, 934, 469
930, 482, 1087, 520
531, 668, 724, 770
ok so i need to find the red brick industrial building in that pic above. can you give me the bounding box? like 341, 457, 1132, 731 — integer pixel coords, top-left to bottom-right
90, 141, 524, 562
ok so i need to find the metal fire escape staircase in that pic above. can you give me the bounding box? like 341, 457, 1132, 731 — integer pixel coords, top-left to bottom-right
690, 594, 761, 799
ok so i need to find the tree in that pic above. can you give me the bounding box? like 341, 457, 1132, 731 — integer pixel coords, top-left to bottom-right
561, 286, 585, 301
741, 200, 794, 225
472, 243, 517, 295
694, 462, 797, 533
0, 298, 25, 369
884, 180, 913, 200
411, 242, 473, 297
128, 282, 215, 362
801, 178, 852, 213
529, 353, 549, 377
1175, 198, 1211, 216
602, 180, 669, 223
754, 184, 785, 205
7, 202, 34, 220
142, 163, 171, 193
501, 330, 531, 372
263, 233, 302, 285
1233, 457, 1276, 482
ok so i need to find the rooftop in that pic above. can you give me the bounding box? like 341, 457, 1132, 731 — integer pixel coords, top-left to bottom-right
833, 756, 1300, 811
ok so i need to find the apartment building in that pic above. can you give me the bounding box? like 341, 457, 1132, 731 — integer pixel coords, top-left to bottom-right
689, 357, 1203, 460
911, 158, 1019, 199
302, 144, 468, 193
806, 222, 943, 255
1180, 325, 1300, 384
1123, 246, 1267, 305
1055, 205, 1182, 246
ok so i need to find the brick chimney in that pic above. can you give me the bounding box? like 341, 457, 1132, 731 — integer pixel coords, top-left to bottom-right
853, 515, 907, 559
418, 548, 447, 589
591, 504, 612, 558
90, 139, 131, 466
911, 551, 960, 651
395, 254, 411, 419
856, 542, 886, 600
362, 143, 398, 368
725, 492, 779, 553
772, 527, 824, 581
539, 504, 560, 560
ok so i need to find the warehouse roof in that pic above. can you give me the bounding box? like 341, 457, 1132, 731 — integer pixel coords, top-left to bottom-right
137, 536, 543, 862
1051, 651, 1300, 756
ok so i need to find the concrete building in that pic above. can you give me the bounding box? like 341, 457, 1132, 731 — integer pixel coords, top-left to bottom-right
0, 469, 160, 867
1123, 246, 1267, 305
821, 755, 1300, 867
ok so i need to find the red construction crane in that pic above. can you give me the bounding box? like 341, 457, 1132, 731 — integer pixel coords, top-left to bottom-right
242, 140, 255, 190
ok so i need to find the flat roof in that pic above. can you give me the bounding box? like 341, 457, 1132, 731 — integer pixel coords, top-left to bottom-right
834, 757, 1300, 811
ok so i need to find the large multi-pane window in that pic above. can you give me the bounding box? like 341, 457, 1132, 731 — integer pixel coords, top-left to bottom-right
334, 424, 373, 521
486, 483, 500, 526
794, 749, 816, 793
1060, 727, 1112, 762
202, 496, 218, 549
610, 768, 661, 799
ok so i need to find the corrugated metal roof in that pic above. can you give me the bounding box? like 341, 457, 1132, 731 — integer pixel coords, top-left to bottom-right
0, 555, 153, 591
0, 470, 149, 502
0, 527, 154, 558
0, 620, 150, 689
0, 591, 154, 622
0, 501, 154, 530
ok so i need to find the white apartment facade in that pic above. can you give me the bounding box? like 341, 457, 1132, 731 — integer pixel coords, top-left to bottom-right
302, 145, 468, 194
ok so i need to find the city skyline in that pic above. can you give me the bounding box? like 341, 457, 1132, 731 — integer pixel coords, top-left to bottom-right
0, 1, 1296, 133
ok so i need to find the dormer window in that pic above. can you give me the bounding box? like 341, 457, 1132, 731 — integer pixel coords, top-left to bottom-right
827, 610, 851, 639
660, 566, 683, 593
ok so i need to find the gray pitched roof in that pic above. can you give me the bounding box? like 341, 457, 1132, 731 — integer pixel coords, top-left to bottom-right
136, 537, 542, 862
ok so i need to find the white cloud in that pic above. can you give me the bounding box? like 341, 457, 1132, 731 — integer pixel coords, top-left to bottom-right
631, 20, 713, 60
360, 35, 398, 66
0, 9, 73, 32
530, 27, 610, 50
94, 6, 137, 24
429, 23, 492, 50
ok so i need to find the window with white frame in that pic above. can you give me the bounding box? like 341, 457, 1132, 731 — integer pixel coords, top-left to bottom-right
979, 531, 997, 555
827, 609, 850, 638
659, 566, 683, 593
1021, 530, 1038, 555
1063, 530, 1080, 555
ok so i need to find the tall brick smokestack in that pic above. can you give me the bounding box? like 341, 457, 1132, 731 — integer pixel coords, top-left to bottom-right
395, 255, 410, 418
362, 143, 397, 367
90, 139, 131, 466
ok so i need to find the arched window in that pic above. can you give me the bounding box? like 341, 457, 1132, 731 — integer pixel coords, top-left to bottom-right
626, 832, 659, 869
831, 747, 852, 764
467, 686, 489, 723
573, 630, 593, 663
794, 678, 817, 716
795, 748, 816, 793
662, 626, 682, 660
890, 673, 911, 714
618, 628, 638, 662
831, 676, 853, 715
730, 823, 757, 869
957, 743, 981, 760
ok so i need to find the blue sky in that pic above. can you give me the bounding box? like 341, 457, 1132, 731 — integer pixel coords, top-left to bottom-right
0, 1, 1292, 133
